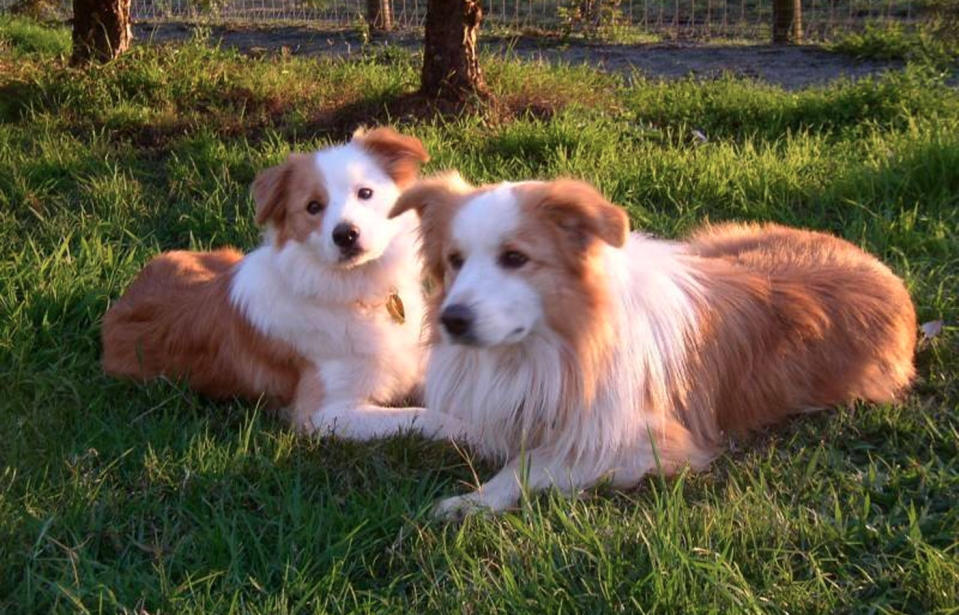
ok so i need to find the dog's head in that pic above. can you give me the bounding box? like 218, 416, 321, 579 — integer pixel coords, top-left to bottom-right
391, 174, 629, 347
251, 127, 429, 267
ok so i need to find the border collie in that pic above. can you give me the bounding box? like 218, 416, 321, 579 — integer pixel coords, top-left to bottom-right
102, 128, 430, 431
313, 173, 916, 519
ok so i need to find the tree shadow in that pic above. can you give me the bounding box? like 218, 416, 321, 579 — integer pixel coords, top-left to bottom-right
302, 91, 479, 141
302, 88, 559, 141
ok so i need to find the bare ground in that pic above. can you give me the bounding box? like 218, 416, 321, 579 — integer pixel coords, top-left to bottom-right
134, 22, 905, 90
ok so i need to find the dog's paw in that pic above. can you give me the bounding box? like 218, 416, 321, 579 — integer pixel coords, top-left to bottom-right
280, 403, 319, 436
291, 415, 317, 436
308, 410, 340, 437
431, 493, 494, 521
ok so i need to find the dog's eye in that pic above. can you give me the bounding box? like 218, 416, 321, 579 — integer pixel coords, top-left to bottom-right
306, 200, 324, 215
499, 250, 529, 269
447, 252, 464, 270
357, 187, 373, 200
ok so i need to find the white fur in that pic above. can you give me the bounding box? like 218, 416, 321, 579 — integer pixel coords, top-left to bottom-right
314, 143, 403, 267
443, 184, 544, 346
310, 182, 709, 519
268, 143, 407, 269
228, 143, 427, 429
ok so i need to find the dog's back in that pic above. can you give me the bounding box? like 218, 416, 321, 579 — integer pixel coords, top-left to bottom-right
685, 223, 916, 437
101, 248, 303, 404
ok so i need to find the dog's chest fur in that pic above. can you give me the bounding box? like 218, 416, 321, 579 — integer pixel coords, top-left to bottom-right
231, 230, 426, 403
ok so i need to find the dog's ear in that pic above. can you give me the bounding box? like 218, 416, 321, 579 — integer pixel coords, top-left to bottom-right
354, 127, 430, 188
389, 171, 472, 219
391, 172, 473, 282
251, 156, 293, 226
535, 179, 629, 249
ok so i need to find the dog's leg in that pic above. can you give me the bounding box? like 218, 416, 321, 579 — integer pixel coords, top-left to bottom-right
432, 447, 602, 520
308, 360, 470, 441
287, 371, 326, 433
312, 402, 469, 441
432, 419, 715, 520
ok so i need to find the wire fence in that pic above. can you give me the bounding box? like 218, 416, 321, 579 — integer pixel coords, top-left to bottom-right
1, 0, 928, 39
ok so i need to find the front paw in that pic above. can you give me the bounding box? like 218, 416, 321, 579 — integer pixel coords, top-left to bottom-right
309, 410, 341, 437
433, 494, 484, 521
291, 414, 317, 435
281, 404, 318, 435
432, 492, 506, 521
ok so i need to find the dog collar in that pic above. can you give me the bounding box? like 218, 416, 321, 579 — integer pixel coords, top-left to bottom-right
385, 290, 405, 325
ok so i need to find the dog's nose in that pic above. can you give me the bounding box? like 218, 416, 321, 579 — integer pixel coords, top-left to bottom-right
332, 223, 360, 249
441, 304, 474, 338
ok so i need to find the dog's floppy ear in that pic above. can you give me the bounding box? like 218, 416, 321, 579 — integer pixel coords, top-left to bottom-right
535, 179, 629, 249
354, 127, 430, 188
389, 171, 472, 219
251, 156, 295, 226
391, 172, 474, 282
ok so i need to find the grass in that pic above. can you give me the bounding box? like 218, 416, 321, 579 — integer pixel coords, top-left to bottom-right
1, 17, 958, 614
827, 20, 959, 70
0, 14, 69, 57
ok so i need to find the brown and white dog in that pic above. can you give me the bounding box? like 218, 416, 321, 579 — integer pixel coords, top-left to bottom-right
101, 128, 430, 430
312, 173, 917, 519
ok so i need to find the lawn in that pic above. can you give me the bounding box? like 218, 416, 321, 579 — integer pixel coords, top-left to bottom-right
1, 16, 957, 614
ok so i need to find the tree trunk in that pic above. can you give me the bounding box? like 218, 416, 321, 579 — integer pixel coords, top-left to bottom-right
71, 0, 132, 64
772, 0, 802, 44
420, 0, 488, 101
366, 0, 393, 33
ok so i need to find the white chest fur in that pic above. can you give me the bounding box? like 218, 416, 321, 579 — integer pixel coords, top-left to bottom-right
425, 334, 566, 460
229, 230, 426, 404
423, 235, 704, 464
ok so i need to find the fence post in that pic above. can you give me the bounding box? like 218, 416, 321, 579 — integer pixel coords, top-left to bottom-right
772, 0, 802, 43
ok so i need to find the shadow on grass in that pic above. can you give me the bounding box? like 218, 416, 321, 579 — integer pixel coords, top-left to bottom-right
1, 68, 565, 150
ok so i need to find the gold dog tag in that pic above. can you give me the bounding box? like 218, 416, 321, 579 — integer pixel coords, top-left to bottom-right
386, 292, 405, 325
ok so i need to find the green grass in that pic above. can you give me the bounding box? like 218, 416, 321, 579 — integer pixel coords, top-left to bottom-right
1, 19, 958, 614
0, 14, 70, 57
827, 20, 959, 70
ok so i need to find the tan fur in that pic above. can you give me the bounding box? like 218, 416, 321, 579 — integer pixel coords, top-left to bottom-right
389, 172, 482, 344
287, 371, 326, 432
101, 249, 309, 408
354, 127, 430, 188
679, 222, 917, 445
252, 153, 330, 246
646, 419, 717, 475
511, 181, 626, 416
522, 179, 629, 249
390, 171, 476, 281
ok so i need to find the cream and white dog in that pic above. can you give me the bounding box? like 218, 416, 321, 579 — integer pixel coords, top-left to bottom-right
103, 128, 429, 431
313, 173, 917, 520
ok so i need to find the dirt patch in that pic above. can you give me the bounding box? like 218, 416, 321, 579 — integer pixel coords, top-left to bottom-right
505, 40, 905, 87
134, 22, 905, 90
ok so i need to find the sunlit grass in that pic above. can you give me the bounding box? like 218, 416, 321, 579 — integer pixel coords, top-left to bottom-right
1, 18, 957, 614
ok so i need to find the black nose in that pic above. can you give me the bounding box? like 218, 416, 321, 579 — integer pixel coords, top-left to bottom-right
441, 304, 474, 338
332, 223, 360, 249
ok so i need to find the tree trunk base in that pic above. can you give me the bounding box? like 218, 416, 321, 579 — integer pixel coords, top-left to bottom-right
71, 0, 133, 65
420, 0, 488, 102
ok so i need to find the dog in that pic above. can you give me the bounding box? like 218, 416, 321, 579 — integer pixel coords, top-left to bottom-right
312, 173, 917, 519
101, 127, 430, 431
